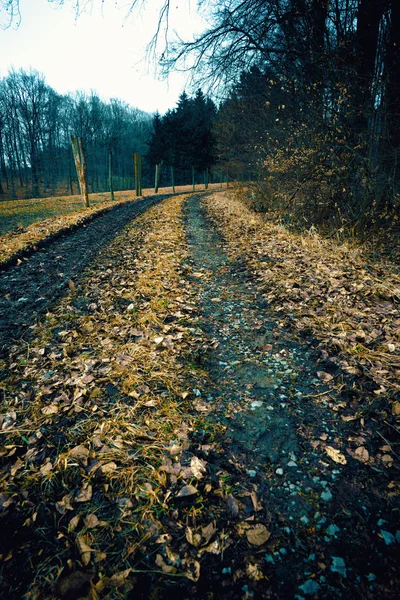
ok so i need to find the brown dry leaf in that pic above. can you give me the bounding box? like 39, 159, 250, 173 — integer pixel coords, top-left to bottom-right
68, 514, 81, 533
41, 404, 58, 416
186, 527, 202, 548
317, 371, 333, 382
354, 446, 369, 463
39, 460, 53, 476
201, 521, 217, 545
68, 279, 76, 291
1, 411, 17, 431
75, 483, 93, 503
69, 445, 90, 460
76, 535, 93, 566
99, 462, 117, 476
325, 445, 347, 465
226, 493, 240, 517
190, 456, 207, 479
183, 559, 201, 582
176, 484, 198, 498
10, 458, 24, 477
381, 454, 393, 467
155, 554, 177, 574
56, 493, 74, 514
245, 524, 271, 546
247, 563, 265, 581
106, 569, 131, 588
96, 569, 131, 592
392, 401, 400, 416
84, 513, 100, 528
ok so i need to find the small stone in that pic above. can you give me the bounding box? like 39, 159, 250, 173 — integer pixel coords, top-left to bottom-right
299, 579, 321, 595
367, 574, 376, 582
326, 524, 340, 537
275, 468, 284, 476
380, 530, 395, 545
246, 469, 257, 478
300, 515, 310, 525
331, 556, 346, 577
287, 461, 297, 467
320, 489, 333, 502
265, 554, 275, 564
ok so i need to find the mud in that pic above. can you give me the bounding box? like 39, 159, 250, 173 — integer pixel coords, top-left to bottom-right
182, 194, 399, 599
0, 195, 165, 356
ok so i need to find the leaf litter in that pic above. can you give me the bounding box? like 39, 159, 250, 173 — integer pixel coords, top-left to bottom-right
0, 189, 399, 599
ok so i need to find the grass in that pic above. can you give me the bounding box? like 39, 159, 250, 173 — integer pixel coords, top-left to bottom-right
0, 192, 219, 597
0, 183, 224, 266
204, 191, 400, 422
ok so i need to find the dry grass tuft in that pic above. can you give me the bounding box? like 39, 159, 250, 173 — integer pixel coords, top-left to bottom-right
205, 191, 400, 406
0, 193, 216, 597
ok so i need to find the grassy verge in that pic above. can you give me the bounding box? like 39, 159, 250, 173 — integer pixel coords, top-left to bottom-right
0, 194, 219, 598
0, 185, 224, 267
204, 192, 400, 460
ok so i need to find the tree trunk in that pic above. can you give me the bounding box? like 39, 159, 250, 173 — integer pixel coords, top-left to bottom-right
385, 1, 400, 163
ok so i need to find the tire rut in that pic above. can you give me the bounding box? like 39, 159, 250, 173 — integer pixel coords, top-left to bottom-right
183, 194, 398, 599
0, 195, 165, 356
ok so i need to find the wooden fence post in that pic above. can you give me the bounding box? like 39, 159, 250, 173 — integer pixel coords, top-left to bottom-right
109, 150, 114, 201
171, 166, 175, 194
134, 153, 142, 197
71, 135, 89, 207
154, 160, 163, 194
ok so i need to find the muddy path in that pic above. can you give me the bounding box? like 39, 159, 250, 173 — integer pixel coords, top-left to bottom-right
0, 195, 166, 356
183, 195, 399, 599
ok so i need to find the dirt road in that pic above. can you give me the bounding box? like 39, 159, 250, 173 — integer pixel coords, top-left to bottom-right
0, 195, 164, 356
0, 192, 398, 599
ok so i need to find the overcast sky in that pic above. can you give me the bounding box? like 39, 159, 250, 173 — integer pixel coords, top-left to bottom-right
0, 0, 203, 114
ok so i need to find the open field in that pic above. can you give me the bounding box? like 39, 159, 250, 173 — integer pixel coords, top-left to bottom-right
0, 184, 224, 267
0, 184, 224, 236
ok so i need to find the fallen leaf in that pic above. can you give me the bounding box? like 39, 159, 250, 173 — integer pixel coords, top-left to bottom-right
202, 521, 217, 545
247, 563, 265, 581
75, 484, 92, 503
96, 568, 131, 592
176, 484, 198, 498
84, 513, 100, 528
56, 494, 74, 514
226, 493, 239, 517
246, 524, 271, 546
68, 445, 89, 461
155, 554, 177, 574
183, 559, 201, 582
354, 446, 369, 463
1, 411, 17, 431
392, 401, 400, 416
41, 404, 58, 416
190, 456, 207, 479
317, 371, 333, 382
76, 535, 93, 566
68, 514, 81, 532
39, 461, 53, 476
325, 446, 347, 465
186, 527, 202, 548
